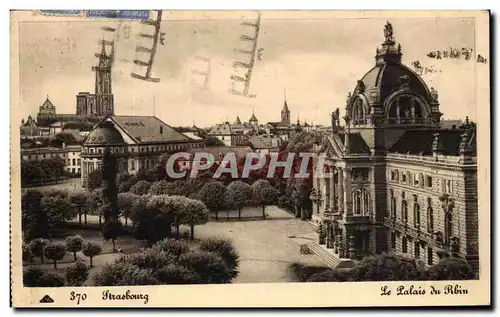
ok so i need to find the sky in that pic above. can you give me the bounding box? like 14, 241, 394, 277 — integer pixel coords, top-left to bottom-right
17, 11, 484, 127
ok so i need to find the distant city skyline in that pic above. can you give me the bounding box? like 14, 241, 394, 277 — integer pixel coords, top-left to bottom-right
19, 12, 482, 127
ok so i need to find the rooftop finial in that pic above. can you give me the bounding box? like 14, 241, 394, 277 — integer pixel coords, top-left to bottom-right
384, 21, 394, 43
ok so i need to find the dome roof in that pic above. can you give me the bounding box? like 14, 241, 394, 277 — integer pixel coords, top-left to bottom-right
84, 121, 125, 145
348, 21, 432, 108
353, 63, 431, 104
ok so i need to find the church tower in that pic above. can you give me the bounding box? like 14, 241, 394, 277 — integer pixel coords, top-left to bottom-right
94, 42, 112, 95
281, 99, 290, 125
77, 41, 115, 116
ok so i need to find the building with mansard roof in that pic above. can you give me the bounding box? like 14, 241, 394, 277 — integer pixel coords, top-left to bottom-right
310, 22, 478, 272
81, 115, 204, 187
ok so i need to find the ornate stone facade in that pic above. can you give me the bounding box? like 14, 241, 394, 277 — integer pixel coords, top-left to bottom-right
311, 22, 478, 271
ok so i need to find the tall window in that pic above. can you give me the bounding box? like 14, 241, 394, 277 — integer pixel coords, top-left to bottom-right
427, 197, 434, 233
352, 189, 370, 216
363, 190, 369, 214
401, 192, 408, 222
413, 195, 420, 228
447, 180, 452, 193
353, 190, 362, 215
390, 190, 396, 218
414, 242, 420, 259
427, 247, 433, 265
391, 232, 396, 249
426, 175, 433, 188
402, 237, 408, 253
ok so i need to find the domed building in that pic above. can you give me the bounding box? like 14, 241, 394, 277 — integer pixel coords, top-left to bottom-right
81, 115, 204, 187
311, 22, 478, 272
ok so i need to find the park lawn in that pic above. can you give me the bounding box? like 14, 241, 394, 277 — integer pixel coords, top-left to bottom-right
27, 206, 321, 285
21, 177, 83, 194
24, 228, 147, 286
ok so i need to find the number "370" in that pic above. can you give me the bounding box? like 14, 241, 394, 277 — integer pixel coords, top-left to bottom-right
69, 291, 87, 305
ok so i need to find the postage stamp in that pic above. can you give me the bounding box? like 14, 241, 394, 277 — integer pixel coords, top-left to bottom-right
10, 10, 490, 308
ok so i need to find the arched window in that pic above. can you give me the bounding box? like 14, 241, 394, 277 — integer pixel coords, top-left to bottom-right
353, 190, 362, 215
363, 190, 369, 215
426, 197, 434, 233
388, 95, 424, 122
352, 99, 366, 125
413, 195, 420, 228
352, 189, 370, 216
390, 191, 396, 218
401, 200, 408, 222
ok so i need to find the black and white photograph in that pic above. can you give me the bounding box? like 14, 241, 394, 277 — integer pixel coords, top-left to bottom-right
10, 10, 490, 307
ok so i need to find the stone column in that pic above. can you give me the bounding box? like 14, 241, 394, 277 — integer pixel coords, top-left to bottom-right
330, 170, 336, 212
338, 167, 344, 213
324, 175, 330, 211
344, 167, 352, 216
396, 98, 401, 123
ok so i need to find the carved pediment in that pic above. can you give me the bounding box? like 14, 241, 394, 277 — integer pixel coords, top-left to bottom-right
318, 136, 343, 159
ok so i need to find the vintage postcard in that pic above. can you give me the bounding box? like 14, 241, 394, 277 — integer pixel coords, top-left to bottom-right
10, 10, 490, 308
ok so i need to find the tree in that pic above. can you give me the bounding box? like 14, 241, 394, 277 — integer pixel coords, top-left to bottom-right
131, 196, 165, 244
40, 195, 76, 239
65, 261, 89, 286
49, 132, 78, 147
163, 196, 185, 240
226, 181, 252, 220
308, 269, 352, 282
82, 242, 102, 267
69, 190, 87, 225
87, 188, 105, 226
148, 180, 170, 195
425, 257, 475, 280
152, 238, 189, 257
349, 252, 426, 281
118, 192, 139, 226
181, 197, 209, 240
130, 180, 151, 195
39, 273, 65, 287
102, 219, 123, 251
44, 243, 67, 269
22, 190, 48, 240
23, 267, 44, 287
29, 238, 48, 264
179, 250, 234, 284
93, 261, 158, 286
131, 195, 174, 244
252, 179, 278, 219
87, 169, 103, 190
65, 235, 85, 262
204, 135, 224, 147
198, 181, 226, 220
199, 238, 239, 280
44, 158, 66, 183
292, 181, 312, 220
154, 264, 198, 284
22, 242, 33, 263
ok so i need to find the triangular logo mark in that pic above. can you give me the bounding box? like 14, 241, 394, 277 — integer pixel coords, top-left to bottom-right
39, 295, 54, 303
